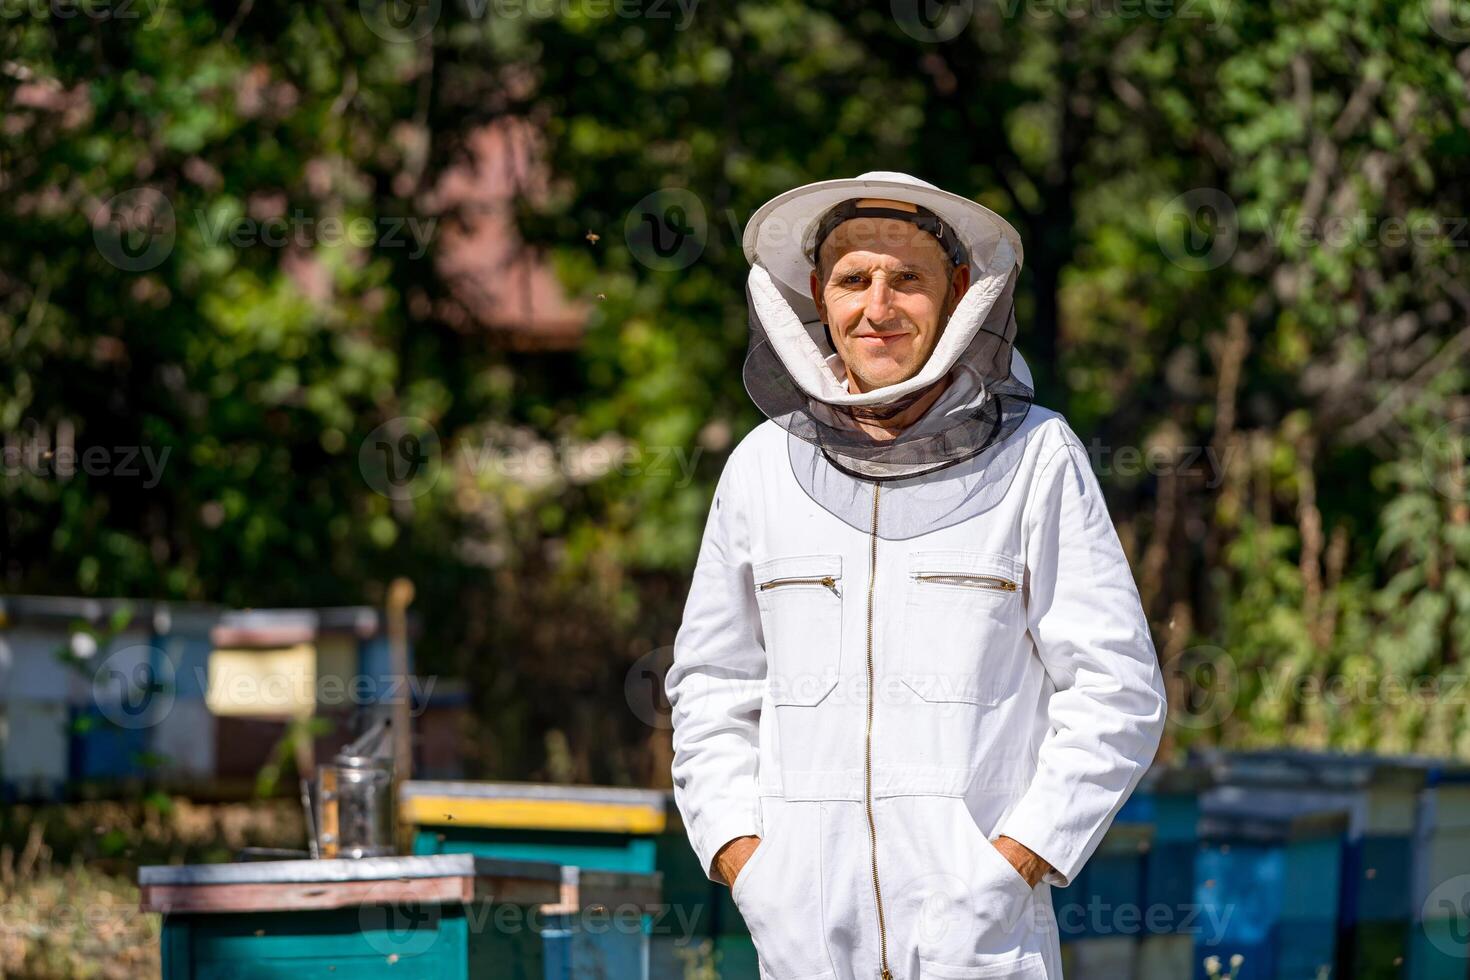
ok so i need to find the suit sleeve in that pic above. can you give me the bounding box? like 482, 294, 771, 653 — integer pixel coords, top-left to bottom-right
994, 431, 1168, 887
666, 450, 766, 883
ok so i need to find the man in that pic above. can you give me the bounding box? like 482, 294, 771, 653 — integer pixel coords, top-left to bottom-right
666, 172, 1167, 980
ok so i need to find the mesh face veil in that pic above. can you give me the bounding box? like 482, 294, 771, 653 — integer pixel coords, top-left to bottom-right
740, 174, 1036, 511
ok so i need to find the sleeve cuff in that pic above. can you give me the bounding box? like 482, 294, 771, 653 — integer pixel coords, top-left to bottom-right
996, 809, 1074, 888
693, 811, 764, 885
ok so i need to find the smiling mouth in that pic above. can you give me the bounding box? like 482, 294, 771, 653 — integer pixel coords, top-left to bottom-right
854, 333, 910, 346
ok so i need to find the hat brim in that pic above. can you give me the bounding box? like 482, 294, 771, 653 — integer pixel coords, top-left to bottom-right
741, 176, 1024, 296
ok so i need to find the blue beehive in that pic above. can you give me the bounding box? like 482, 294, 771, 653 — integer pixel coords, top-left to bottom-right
141, 854, 571, 979
1194, 748, 1427, 978
403, 780, 725, 979
1194, 788, 1350, 980
1123, 766, 1212, 980
67, 704, 150, 781
1399, 757, 1470, 979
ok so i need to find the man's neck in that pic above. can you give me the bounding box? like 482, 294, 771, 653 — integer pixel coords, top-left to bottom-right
846, 370, 952, 442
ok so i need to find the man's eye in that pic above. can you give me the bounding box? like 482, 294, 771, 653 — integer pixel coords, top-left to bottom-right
839, 274, 864, 285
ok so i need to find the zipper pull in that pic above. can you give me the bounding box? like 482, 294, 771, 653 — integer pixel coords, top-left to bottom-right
758, 575, 840, 596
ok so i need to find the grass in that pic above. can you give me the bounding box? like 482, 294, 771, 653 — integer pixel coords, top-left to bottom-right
0, 796, 305, 979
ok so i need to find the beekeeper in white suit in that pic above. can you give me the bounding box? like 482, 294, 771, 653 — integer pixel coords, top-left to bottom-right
665, 172, 1167, 980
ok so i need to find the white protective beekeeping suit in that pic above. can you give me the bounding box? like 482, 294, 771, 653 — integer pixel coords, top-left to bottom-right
666, 172, 1168, 980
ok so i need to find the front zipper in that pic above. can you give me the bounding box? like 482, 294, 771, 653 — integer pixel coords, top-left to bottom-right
864, 482, 893, 980
913, 572, 1018, 592
758, 575, 840, 595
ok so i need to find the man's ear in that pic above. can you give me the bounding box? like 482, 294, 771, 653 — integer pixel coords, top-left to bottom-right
810, 269, 836, 352
950, 262, 972, 307
809, 269, 826, 320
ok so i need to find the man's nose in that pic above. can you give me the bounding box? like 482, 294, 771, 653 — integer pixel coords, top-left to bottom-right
862, 278, 896, 325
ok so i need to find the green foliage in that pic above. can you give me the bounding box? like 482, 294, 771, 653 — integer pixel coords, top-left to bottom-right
3, 0, 1469, 779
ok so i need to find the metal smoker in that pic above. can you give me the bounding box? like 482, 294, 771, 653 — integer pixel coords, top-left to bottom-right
311, 718, 396, 859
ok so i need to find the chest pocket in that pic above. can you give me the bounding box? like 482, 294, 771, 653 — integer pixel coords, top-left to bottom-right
753, 554, 843, 707
901, 550, 1026, 705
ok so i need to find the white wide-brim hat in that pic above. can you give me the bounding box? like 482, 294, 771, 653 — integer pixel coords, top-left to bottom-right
740, 170, 1027, 412
742, 170, 1025, 302
737, 170, 1035, 487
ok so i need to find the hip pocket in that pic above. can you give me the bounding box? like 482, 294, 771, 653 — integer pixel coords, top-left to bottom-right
909, 798, 1043, 972
917, 951, 1047, 979
729, 801, 835, 980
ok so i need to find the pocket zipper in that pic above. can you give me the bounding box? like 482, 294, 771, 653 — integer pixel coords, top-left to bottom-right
914, 572, 1018, 592
758, 575, 840, 595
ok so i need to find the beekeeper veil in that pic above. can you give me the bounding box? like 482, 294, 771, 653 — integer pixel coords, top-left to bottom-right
741, 172, 1037, 535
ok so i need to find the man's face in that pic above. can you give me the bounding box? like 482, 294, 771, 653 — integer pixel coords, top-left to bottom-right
809, 205, 970, 393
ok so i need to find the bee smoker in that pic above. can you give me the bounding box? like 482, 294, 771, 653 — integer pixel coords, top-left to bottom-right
313, 718, 396, 859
